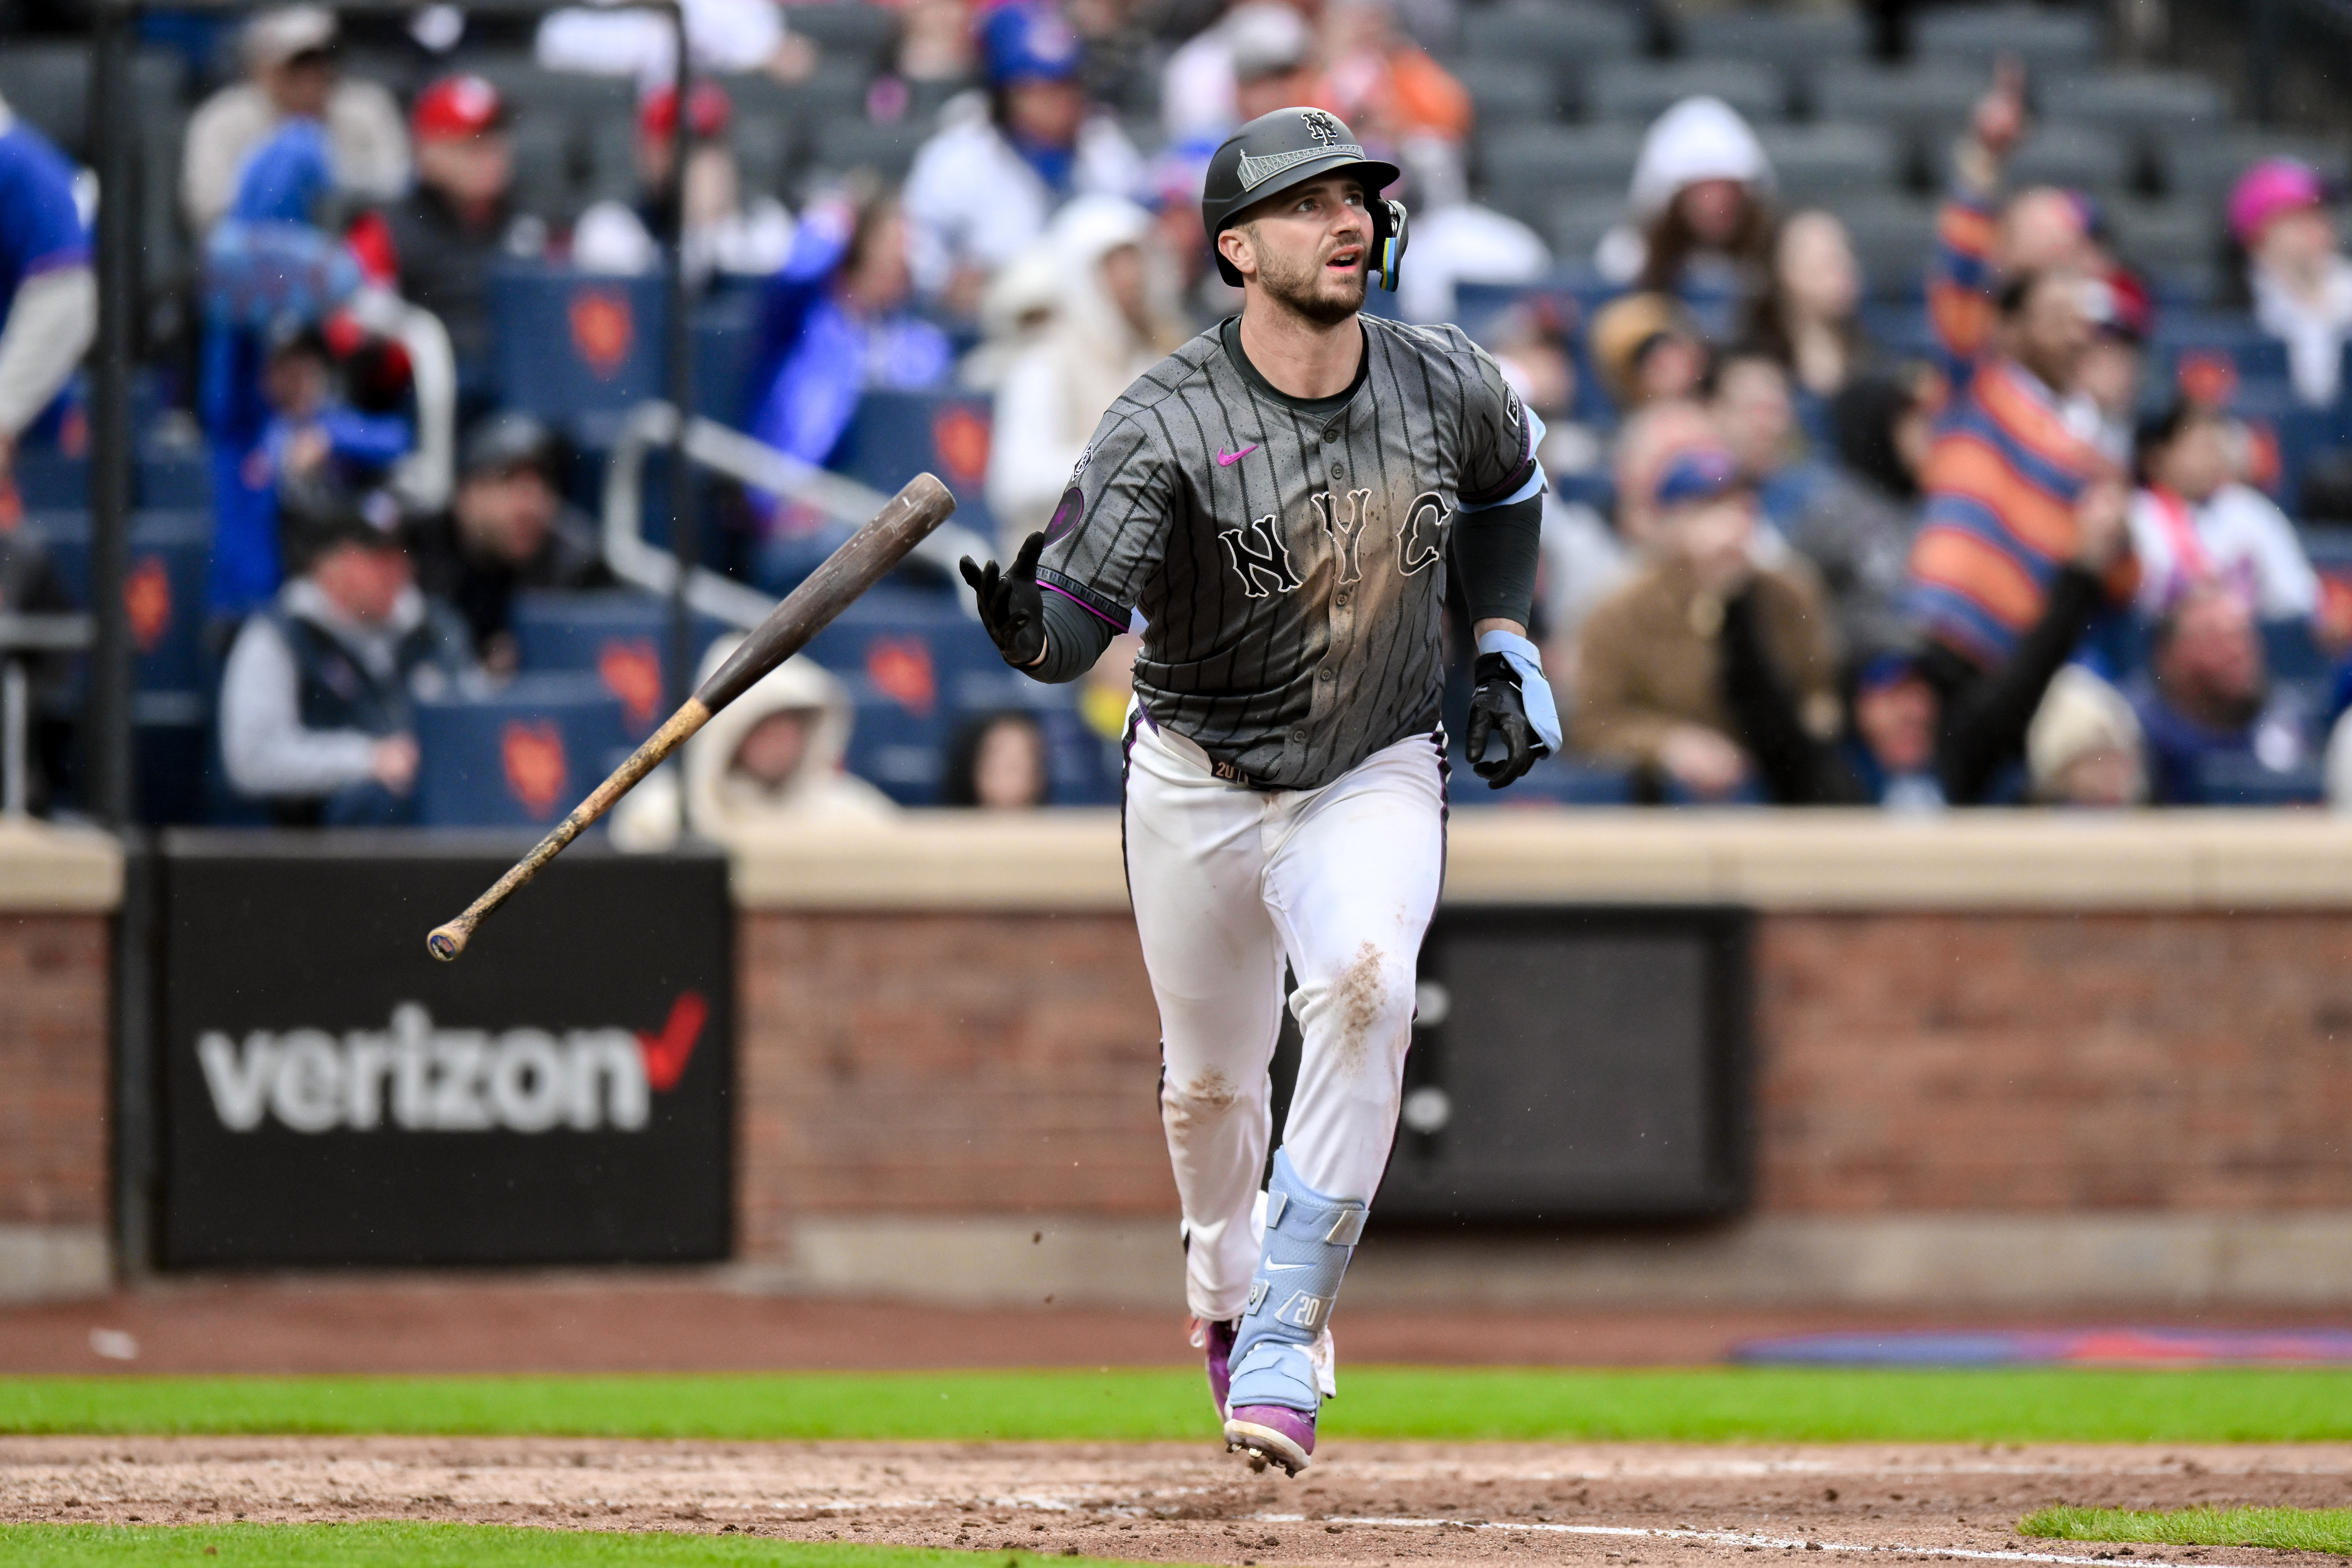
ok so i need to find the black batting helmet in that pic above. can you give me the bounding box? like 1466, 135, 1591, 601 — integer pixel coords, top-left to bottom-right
1201, 106, 1404, 289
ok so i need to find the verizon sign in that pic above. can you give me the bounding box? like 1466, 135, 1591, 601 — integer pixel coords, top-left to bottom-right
155, 835, 732, 1268
195, 997, 707, 1134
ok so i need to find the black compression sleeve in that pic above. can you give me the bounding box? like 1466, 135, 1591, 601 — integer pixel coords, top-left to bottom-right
1450, 494, 1544, 627
1021, 588, 1119, 684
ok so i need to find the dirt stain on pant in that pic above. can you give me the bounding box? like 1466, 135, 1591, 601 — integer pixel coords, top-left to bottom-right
1331, 942, 1388, 1079
1164, 1068, 1240, 1131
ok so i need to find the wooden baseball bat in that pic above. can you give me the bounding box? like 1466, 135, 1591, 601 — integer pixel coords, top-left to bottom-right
426, 472, 958, 962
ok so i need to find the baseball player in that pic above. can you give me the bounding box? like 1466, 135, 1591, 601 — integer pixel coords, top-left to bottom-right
959, 107, 1558, 1476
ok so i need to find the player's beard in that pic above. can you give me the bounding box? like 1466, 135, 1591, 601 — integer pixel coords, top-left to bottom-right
1255, 241, 1367, 327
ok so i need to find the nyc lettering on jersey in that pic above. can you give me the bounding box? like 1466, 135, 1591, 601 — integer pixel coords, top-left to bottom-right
1216, 487, 1452, 597
193, 998, 704, 1135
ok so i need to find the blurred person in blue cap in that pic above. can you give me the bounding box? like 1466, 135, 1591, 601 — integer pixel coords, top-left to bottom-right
1843, 650, 1946, 813
218, 476, 478, 827
0, 88, 94, 510
1572, 442, 1851, 803
903, 0, 1149, 318
742, 188, 954, 590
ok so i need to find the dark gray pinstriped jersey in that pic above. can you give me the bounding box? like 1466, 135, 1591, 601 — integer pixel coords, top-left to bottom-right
1037, 315, 1535, 791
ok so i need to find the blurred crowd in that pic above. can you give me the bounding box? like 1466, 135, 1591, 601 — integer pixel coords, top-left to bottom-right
5, 0, 2352, 826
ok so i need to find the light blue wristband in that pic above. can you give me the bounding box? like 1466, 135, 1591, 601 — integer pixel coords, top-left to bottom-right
1475, 629, 1561, 755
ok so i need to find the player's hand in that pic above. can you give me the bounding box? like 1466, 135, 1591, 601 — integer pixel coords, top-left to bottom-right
959, 531, 1048, 668
1466, 651, 1550, 789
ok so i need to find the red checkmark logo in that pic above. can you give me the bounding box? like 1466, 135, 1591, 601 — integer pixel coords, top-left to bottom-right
636, 992, 708, 1092
1217, 444, 1258, 466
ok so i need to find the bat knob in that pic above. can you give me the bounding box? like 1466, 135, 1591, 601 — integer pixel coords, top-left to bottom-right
426, 925, 466, 963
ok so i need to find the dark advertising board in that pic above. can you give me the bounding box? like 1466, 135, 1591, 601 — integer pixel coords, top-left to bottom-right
153, 832, 732, 1268
1374, 906, 1752, 1222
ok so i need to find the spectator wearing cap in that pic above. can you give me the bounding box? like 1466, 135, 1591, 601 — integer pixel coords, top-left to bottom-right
743, 191, 953, 587
1587, 292, 1708, 417
0, 91, 94, 504
1162, 3, 1323, 148
2231, 158, 2352, 409
903, 0, 1149, 317
1844, 652, 1946, 812
2128, 581, 2320, 806
2128, 398, 2318, 627
1596, 97, 1776, 296
351, 74, 547, 381
218, 479, 478, 826
2026, 664, 2146, 807
1572, 445, 1850, 804
986, 195, 1184, 553
181, 6, 410, 236
571, 82, 794, 290
1906, 269, 2139, 804
407, 412, 614, 675
537, 0, 813, 94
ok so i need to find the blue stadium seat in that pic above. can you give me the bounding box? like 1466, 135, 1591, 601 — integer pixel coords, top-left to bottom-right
510, 589, 733, 737
23, 508, 213, 696
487, 265, 667, 432
12, 451, 85, 510
832, 389, 999, 544
694, 289, 762, 432
413, 673, 631, 827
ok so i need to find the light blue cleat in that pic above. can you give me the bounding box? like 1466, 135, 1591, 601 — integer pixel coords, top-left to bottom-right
1221, 1149, 1366, 1476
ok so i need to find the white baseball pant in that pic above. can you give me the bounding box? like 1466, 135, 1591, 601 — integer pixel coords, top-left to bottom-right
1122, 710, 1446, 1324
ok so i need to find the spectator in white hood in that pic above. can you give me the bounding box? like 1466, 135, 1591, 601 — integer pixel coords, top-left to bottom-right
611, 635, 894, 849
1596, 95, 1776, 296
986, 195, 1184, 552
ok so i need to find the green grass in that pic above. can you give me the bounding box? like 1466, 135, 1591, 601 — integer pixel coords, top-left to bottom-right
0, 1523, 1186, 1566
2021, 1505, 2352, 1555
1, 1368, 2348, 1444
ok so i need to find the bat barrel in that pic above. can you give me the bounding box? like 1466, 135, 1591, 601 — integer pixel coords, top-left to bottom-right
422, 473, 958, 962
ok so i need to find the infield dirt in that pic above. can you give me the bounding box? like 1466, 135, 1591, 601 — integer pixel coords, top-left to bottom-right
5, 1438, 2349, 1567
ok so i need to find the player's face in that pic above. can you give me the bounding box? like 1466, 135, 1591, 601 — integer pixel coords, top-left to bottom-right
1230, 176, 1372, 327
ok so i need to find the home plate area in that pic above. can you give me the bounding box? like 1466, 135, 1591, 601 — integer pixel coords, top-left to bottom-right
5, 1440, 2350, 1567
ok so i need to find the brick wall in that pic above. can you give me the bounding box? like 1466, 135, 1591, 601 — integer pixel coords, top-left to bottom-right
736, 909, 2352, 1253
737, 912, 1171, 1260
0, 915, 109, 1227
1756, 912, 2352, 1214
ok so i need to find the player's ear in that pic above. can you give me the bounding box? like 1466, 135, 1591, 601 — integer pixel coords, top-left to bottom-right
1216, 224, 1256, 281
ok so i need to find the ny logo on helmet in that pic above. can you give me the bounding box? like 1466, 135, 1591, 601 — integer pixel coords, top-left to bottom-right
1301, 110, 1343, 147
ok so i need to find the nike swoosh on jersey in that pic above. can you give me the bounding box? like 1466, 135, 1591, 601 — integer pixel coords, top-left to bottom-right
1217, 444, 1259, 466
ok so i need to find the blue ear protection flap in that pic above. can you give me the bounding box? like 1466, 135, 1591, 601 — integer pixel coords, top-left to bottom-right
1370, 198, 1408, 292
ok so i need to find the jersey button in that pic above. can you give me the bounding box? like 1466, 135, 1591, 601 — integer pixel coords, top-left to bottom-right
1290, 728, 1308, 744
1335, 591, 1350, 608
1318, 668, 1335, 682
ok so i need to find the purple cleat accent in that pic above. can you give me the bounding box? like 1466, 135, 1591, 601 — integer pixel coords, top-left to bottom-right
1193, 1317, 1238, 1417
1224, 1403, 1315, 1476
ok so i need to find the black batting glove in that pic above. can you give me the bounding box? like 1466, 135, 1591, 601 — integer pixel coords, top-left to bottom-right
1465, 651, 1546, 788
959, 531, 1048, 668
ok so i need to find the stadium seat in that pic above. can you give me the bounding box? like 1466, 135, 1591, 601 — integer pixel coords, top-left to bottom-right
1835, 197, 1941, 298
1811, 62, 1983, 144
1756, 124, 1903, 204
808, 117, 926, 184
2158, 131, 2350, 210
2043, 70, 2229, 142
731, 112, 798, 203
2108, 201, 2223, 302
832, 390, 999, 544
466, 56, 638, 132
2004, 125, 2135, 202
23, 509, 213, 698
487, 265, 667, 429
1547, 203, 1619, 272
1676, 11, 1866, 113
413, 673, 632, 829
511, 118, 586, 224
1460, 0, 1641, 71
1454, 59, 1562, 129
693, 289, 764, 432
511, 589, 735, 737
1587, 61, 1789, 126
1478, 124, 1641, 224
1913, 5, 2101, 77
779, 2, 902, 71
